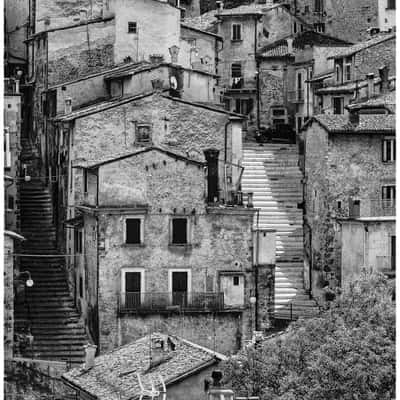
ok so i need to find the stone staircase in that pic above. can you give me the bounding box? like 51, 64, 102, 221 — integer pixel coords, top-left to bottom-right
241, 142, 319, 320
15, 180, 89, 365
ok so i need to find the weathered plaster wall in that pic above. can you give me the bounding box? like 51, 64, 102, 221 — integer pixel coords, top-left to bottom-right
305, 122, 396, 294
98, 152, 205, 208
47, 19, 115, 86
112, 0, 180, 64
341, 220, 396, 288
378, 0, 396, 32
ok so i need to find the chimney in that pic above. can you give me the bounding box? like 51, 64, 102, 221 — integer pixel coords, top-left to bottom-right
379, 66, 390, 93
287, 38, 294, 54
83, 344, 97, 370
348, 109, 359, 126
366, 73, 374, 98
65, 98, 72, 114
204, 149, 219, 203
79, 9, 87, 22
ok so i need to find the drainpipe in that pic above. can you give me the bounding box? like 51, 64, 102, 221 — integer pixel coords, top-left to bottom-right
95, 170, 100, 348
255, 208, 260, 331
254, 16, 261, 131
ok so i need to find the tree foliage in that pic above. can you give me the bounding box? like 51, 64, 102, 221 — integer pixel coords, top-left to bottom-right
221, 273, 395, 400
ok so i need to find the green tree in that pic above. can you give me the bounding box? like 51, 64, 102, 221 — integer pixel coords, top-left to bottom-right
222, 272, 395, 400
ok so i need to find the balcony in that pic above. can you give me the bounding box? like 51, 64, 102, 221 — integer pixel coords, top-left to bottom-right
119, 292, 225, 314
288, 90, 304, 103
369, 199, 396, 217
4, 78, 19, 95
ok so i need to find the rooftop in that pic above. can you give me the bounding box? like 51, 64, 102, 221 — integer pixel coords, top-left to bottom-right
258, 31, 351, 58
73, 146, 205, 169
62, 333, 226, 400
54, 92, 245, 122
328, 33, 396, 59
347, 90, 396, 112
308, 114, 395, 134
182, 9, 219, 32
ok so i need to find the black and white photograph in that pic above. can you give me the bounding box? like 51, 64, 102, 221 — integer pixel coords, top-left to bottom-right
2, 0, 396, 398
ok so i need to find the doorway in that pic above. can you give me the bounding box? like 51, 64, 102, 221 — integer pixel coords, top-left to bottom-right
172, 271, 188, 307
122, 269, 144, 308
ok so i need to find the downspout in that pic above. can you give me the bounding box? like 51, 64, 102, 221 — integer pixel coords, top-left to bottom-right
255, 208, 260, 331
255, 16, 261, 131
95, 169, 100, 348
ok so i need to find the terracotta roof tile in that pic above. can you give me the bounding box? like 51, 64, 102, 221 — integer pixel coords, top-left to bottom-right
62, 334, 226, 400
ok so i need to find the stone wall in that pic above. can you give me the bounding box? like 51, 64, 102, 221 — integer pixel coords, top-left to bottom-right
305, 121, 396, 294
47, 19, 115, 86
352, 37, 396, 79
4, 236, 14, 360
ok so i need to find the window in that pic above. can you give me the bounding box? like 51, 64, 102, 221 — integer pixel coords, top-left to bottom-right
382, 185, 396, 201
75, 230, 83, 254
135, 124, 152, 145
121, 268, 145, 308
4, 127, 11, 169
171, 217, 188, 245
128, 21, 137, 34
387, 0, 395, 9
83, 169, 88, 193
233, 276, 240, 286
382, 137, 396, 162
314, 0, 323, 12
305, 5, 310, 13
272, 107, 288, 126
234, 98, 254, 115
332, 97, 344, 114
231, 24, 242, 41
79, 276, 83, 298
344, 63, 351, 81
293, 22, 297, 34
231, 63, 242, 78
7, 195, 14, 210
125, 218, 142, 244
335, 64, 342, 84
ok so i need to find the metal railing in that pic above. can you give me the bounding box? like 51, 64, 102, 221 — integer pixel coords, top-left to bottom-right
368, 199, 396, 217
119, 292, 225, 313
287, 90, 304, 103
4, 78, 18, 95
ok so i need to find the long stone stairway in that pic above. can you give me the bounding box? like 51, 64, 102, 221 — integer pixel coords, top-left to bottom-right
15, 178, 89, 365
241, 142, 319, 320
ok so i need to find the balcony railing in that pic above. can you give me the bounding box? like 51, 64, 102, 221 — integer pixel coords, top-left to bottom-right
119, 292, 225, 313
288, 90, 304, 103
4, 78, 18, 95
369, 199, 396, 217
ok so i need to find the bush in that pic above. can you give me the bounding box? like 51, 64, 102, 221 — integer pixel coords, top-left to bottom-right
221, 272, 395, 400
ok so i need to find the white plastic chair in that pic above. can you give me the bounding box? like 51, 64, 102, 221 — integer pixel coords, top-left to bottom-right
137, 373, 160, 400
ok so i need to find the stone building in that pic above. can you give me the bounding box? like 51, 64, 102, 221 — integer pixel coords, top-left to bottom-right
62, 333, 226, 400
4, 77, 23, 231
315, 33, 396, 116
50, 91, 274, 352
378, 0, 396, 33
256, 31, 350, 132
303, 93, 395, 298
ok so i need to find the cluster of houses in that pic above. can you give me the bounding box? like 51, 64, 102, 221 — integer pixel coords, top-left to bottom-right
4, 0, 395, 398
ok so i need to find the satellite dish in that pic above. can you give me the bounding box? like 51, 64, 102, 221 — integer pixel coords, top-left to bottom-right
170, 75, 178, 90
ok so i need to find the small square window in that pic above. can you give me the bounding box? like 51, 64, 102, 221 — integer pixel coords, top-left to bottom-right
233, 276, 240, 286
337, 201, 342, 209
172, 218, 188, 244
126, 218, 142, 244
135, 124, 152, 145
128, 21, 137, 34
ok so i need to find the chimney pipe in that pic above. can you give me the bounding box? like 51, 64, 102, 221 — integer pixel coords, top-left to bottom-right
204, 149, 219, 203
83, 344, 97, 370
348, 109, 359, 126
65, 98, 72, 114
379, 66, 390, 93
366, 73, 374, 99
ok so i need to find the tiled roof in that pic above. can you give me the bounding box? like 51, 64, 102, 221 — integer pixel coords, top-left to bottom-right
62, 334, 226, 400
182, 9, 219, 32
347, 90, 396, 111
258, 31, 351, 58
73, 146, 205, 169
328, 33, 396, 59
54, 92, 244, 122
180, 23, 223, 40
217, 3, 266, 16
310, 114, 395, 133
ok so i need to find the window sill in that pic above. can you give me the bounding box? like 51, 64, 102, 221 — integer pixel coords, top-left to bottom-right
231, 39, 243, 42
168, 243, 192, 249
122, 243, 145, 248
382, 161, 395, 164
